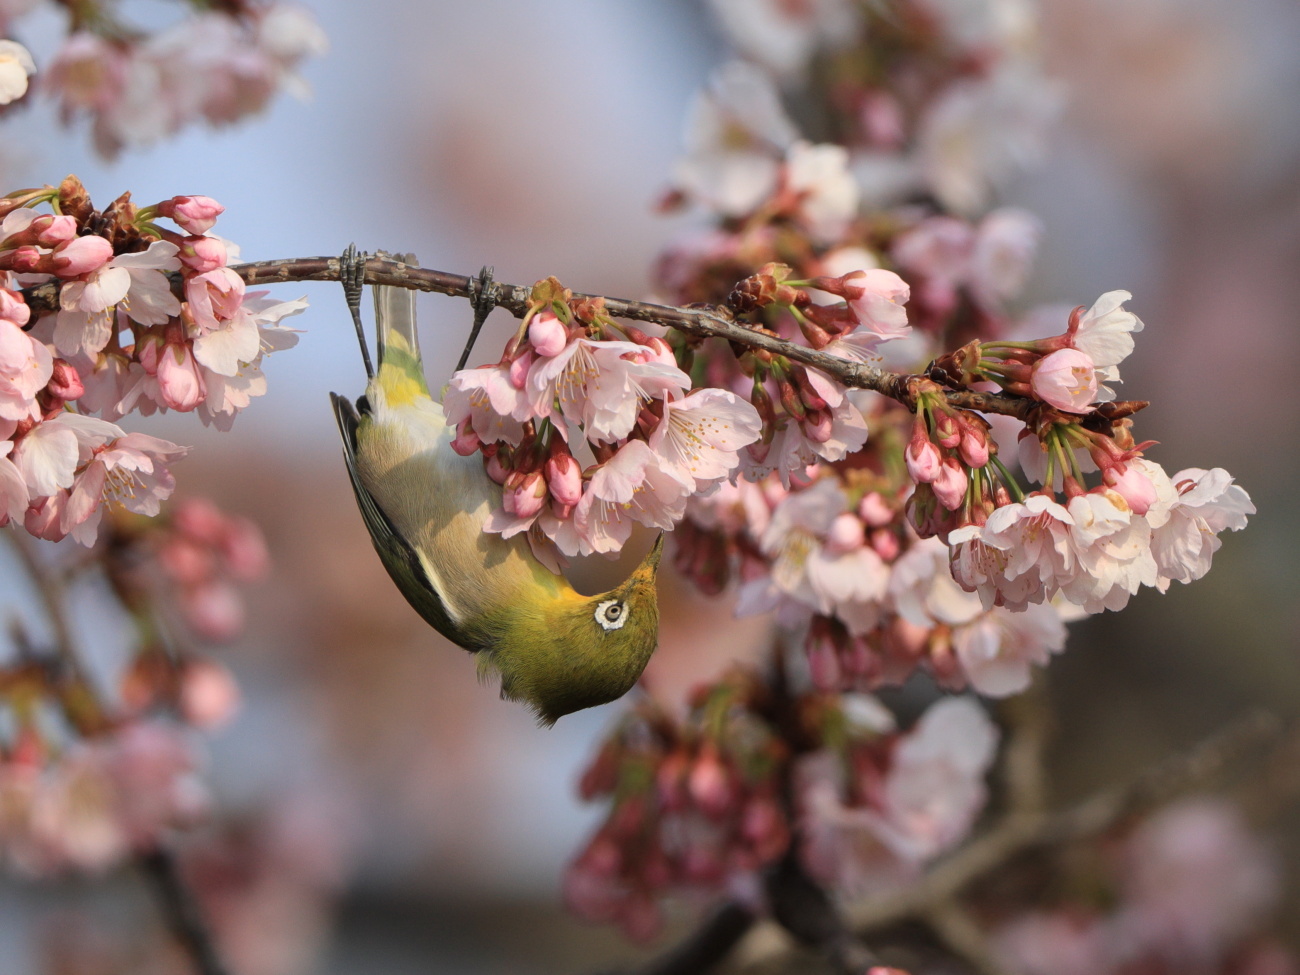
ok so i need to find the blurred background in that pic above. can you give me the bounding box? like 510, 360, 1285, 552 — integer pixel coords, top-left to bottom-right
0, 0, 1298, 971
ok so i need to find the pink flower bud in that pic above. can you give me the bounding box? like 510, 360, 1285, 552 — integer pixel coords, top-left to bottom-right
906, 437, 942, 483
181, 580, 244, 642
546, 448, 583, 506
508, 348, 533, 390
485, 451, 509, 484
32, 214, 77, 244
179, 658, 241, 730
174, 497, 227, 544
806, 633, 841, 690
451, 417, 481, 456
156, 341, 206, 411
870, 527, 900, 561
959, 428, 989, 468
160, 537, 216, 585
160, 195, 225, 235
1104, 464, 1157, 515
52, 235, 113, 276
509, 471, 548, 519
47, 359, 83, 401
824, 513, 864, 554
0, 287, 29, 327
220, 517, 269, 580
858, 491, 893, 527
1030, 348, 1098, 413
932, 458, 969, 510
934, 412, 961, 448
179, 235, 227, 273
688, 749, 733, 818
24, 491, 69, 541
802, 408, 832, 443
528, 311, 568, 357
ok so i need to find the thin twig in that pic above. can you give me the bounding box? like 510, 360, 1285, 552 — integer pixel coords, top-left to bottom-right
764, 851, 880, 975
228, 255, 1040, 420
140, 848, 230, 975
847, 709, 1282, 933
3, 534, 234, 975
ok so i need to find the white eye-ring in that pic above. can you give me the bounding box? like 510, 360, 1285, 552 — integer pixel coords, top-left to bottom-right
595, 599, 627, 631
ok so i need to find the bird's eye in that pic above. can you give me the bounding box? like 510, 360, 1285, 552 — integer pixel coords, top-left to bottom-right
595, 599, 627, 631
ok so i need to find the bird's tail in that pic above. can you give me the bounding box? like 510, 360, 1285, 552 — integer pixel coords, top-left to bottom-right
371, 252, 430, 404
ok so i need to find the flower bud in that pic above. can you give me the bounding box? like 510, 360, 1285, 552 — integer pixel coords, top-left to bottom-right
1030, 348, 1098, 413
159, 195, 225, 235
157, 341, 205, 411
179, 235, 227, 273
46, 359, 84, 401
510, 471, 548, 519
528, 311, 567, 357
546, 446, 583, 506
688, 748, 733, 818
824, 513, 864, 554
179, 658, 241, 730
959, 427, 990, 468
51, 234, 113, 276
451, 416, 481, 456
932, 458, 969, 511
934, 411, 961, 448
870, 527, 900, 561
858, 491, 893, 527
802, 409, 833, 443
905, 437, 942, 483
508, 348, 533, 390
1104, 463, 1157, 515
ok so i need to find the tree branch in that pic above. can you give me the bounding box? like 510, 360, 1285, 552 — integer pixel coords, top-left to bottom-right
597, 903, 756, 975
3, 534, 234, 975
229, 255, 1040, 420
140, 847, 231, 975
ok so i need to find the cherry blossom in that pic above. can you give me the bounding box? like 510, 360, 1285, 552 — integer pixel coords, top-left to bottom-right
1030, 348, 1099, 412
0, 39, 33, 105
647, 388, 763, 492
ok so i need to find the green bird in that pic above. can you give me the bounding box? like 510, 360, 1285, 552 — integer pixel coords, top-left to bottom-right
330, 258, 662, 725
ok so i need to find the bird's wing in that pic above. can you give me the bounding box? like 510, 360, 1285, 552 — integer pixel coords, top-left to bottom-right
329, 391, 465, 642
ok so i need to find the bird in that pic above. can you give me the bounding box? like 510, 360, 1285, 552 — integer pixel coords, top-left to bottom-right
329, 250, 662, 725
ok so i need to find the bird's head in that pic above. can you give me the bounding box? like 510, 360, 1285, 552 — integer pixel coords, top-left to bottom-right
486, 534, 664, 725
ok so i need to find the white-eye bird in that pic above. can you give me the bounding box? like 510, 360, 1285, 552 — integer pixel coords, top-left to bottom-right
329, 258, 662, 725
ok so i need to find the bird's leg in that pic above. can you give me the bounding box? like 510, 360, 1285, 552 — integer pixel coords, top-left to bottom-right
455, 265, 497, 373
340, 243, 375, 380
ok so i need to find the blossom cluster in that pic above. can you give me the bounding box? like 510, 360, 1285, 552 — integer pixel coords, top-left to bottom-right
556, 0, 1259, 945
445, 279, 765, 559
994, 799, 1292, 975
0, 720, 207, 875
0, 177, 305, 547
566, 677, 997, 940
0, 493, 267, 877
0, 1, 327, 158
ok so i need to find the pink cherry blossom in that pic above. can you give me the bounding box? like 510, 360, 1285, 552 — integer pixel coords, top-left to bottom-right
1030, 348, 1098, 413
1068, 290, 1143, 375
0, 39, 34, 105
673, 61, 795, 216
1145, 465, 1254, 591
957, 494, 1076, 611
443, 362, 530, 446
869, 697, 998, 861
785, 141, 859, 243
0, 319, 52, 421
0, 439, 27, 523
527, 338, 690, 445
647, 387, 763, 492
1058, 492, 1156, 613
63, 431, 188, 544
576, 440, 689, 554
844, 268, 911, 338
